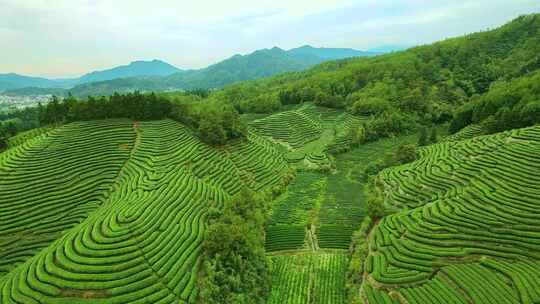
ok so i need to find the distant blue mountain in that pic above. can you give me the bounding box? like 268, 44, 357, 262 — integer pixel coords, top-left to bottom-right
0, 73, 61, 91
288, 45, 382, 60
3, 45, 385, 96
0, 60, 182, 92
158, 45, 382, 91
77, 59, 182, 84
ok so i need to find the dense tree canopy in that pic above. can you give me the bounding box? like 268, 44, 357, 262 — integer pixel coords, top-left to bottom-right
198, 189, 271, 304
450, 69, 540, 134
0, 107, 40, 139
34, 91, 247, 146
38, 92, 171, 124
170, 99, 247, 146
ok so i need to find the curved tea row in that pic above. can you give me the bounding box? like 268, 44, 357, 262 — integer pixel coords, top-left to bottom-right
6, 126, 54, 148
361, 126, 540, 303
0, 119, 288, 303
442, 124, 484, 142
0, 120, 135, 278
326, 113, 369, 154
297, 103, 342, 127
266, 172, 323, 252
226, 132, 289, 190
249, 108, 323, 149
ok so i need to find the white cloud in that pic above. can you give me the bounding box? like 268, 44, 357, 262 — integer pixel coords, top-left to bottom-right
0, 0, 539, 77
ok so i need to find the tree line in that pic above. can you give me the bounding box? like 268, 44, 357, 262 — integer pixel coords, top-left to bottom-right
0, 107, 41, 150
38, 92, 171, 124
0, 91, 247, 148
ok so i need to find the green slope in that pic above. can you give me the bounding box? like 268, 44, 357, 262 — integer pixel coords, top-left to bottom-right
358, 125, 540, 303
212, 13, 540, 131
0, 119, 288, 303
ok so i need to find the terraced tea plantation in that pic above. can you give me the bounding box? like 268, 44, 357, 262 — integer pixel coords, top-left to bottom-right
249, 103, 369, 168
260, 106, 540, 303
249, 106, 323, 149
255, 105, 421, 303
268, 252, 348, 304
0, 120, 135, 277
252, 104, 373, 251
0, 119, 288, 303
2, 104, 539, 304
441, 123, 485, 142
359, 126, 540, 303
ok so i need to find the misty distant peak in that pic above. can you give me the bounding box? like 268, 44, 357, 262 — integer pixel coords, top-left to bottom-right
286, 45, 381, 61
1, 44, 381, 94
130, 59, 168, 65
77, 59, 181, 84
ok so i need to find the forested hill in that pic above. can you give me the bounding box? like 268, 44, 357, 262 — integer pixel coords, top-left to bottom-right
211, 13, 540, 135
288, 45, 381, 60
162, 46, 380, 89
65, 46, 379, 96
5, 46, 377, 97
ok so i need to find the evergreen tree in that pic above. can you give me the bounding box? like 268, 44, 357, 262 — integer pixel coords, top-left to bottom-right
351, 126, 366, 147
37, 102, 45, 125
198, 189, 271, 303
0, 137, 6, 151
429, 128, 438, 143
365, 185, 385, 220
418, 126, 429, 146
396, 144, 417, 164
5, 122, 17, 137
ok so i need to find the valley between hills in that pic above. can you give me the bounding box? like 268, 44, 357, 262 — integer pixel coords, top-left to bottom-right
1, 12, 540, 304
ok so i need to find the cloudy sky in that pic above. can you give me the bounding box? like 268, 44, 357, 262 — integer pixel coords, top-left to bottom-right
1, 0, 539, 78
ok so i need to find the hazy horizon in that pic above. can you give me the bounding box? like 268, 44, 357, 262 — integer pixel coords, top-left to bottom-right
2, 0, 539, 78
1, 45, 399, 80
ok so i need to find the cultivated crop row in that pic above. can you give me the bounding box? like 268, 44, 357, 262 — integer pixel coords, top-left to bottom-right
0, 120, 135, 278
266, 172, 324, 252
226, 132, 289, 190
326, 113, 368, 154
0, 119, 289, 303
442, 124, 484, 142
249, 109, 323, 149
361, 126, 540, 303
268, 253, 347, 304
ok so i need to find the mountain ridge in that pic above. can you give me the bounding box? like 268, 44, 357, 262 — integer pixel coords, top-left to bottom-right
0, 59, 182, 92
77, 59, 182, 84
68, 45, 381, 96
2, 45, 382, 96
0, 73, 62, 91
